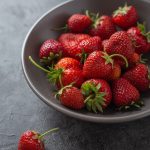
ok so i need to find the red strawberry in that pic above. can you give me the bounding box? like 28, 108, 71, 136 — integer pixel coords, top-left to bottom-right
104, 31, 134, 66
127, 23, 150, 54
123, 64, 150, 91
67, 14, 92, 33
57, 86, 84, 109
128, 52, 140, 68
81, 79, 112, 112
54, 68, 85, 89
83, 51, 128, 80
55, 57, 82, 70
102, 39, 109, 50
112, 4, 138, 29
78, 36, 102, 53
58, 33, 90, 59
108, 63, 121, 81
18, 128, 58, 150
112, 78, 140, 108
88, 14, 116, 40
39, 39, 63, 65
29, 56, 84, 88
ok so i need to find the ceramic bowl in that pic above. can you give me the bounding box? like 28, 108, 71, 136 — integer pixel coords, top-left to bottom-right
22, 0, 150, 123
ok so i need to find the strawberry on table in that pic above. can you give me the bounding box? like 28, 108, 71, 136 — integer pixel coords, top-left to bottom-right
127, 23, 150, 54
67, 14, 92, 33
112, 78, 141, 109
123, 64, 150, 92
83, 51, 128, 80
39, 39, 63, 66
104, 31, 134, 67
112, 3, 138, 29
18, 128, 59, 150
56, 85, 85, 109
81, 79, 112, 112
88, 13, 116, 40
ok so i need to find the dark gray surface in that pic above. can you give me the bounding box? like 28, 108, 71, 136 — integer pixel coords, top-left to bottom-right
0, 0, 150, 149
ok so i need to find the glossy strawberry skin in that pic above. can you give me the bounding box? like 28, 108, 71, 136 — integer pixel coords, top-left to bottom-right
123, 64, 150, 91
89, 15, 116, 40
60, 87, 85, 109
57, 69, 85, 88
82, 79, 112, 108
108, 63, 121, 81
112, 78, 140, 107
113, 6, 138, 29
78, 36, 102, 53
83, 51, 113, 80
105, 31, 134, 65
68, 14, 92, 33
127, 27, 149, 54
18, 130, 44, 150
39, 39, 63, 59
58, 33, 90, 59
55, 57, 82, 70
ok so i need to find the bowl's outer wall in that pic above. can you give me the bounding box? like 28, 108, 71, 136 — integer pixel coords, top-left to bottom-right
22, 0, 150, 123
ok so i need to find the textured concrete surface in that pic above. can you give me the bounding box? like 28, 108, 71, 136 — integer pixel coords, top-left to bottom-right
0, 0, 150, 149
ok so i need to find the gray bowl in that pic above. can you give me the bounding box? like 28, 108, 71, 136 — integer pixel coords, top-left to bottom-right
22, 0, 150, 123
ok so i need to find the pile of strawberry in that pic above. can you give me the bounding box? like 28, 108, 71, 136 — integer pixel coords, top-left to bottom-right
30, 4, 150, 113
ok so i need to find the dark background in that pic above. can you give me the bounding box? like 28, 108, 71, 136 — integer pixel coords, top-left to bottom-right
0, 0, 150, 149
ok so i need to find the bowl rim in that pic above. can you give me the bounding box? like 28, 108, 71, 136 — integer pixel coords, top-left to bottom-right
22, 0, 150, 123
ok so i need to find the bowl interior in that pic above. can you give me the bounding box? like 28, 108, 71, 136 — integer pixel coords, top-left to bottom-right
22, 0, 150, 123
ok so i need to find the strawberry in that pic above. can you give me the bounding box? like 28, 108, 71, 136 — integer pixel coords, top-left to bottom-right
112, 4, 138, 29
112, 78, 141, 108
58, 33, 90, 59
108, 63, 121, 81
78, 36, 102, 54
127, 23, 150, 54
29, 56, 85, 88
102, 39, 109, 50
123, 64, 150, 91
67, 14, 92, 33
57, 85, 85, 109
39, 39, 63, 66
18, 128, 59, 150
88, 14, 116, 40
83, 51, 128, 80
81, 79, 112, 112
104, 31, 134, 66
53, 68, 85, 89
128, 52, 140, 68
55, 57, 82, 70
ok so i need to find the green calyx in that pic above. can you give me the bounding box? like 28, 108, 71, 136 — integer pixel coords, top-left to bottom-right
137, 22, 150, 43
113, 3, 130, 17
47, 67, 64, 88
85, 10, 100, 28
40, 51, 62, 67
82, 82, 106, 113
29, 56, 64, 88
102, 52, 129, 68
119, 101, 144, 111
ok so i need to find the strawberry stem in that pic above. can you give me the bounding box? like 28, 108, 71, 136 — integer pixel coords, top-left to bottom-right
29, 56, 50, 73
39, 128, 59, 139
110, 54, 128, 68
59, 75, 63, 88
